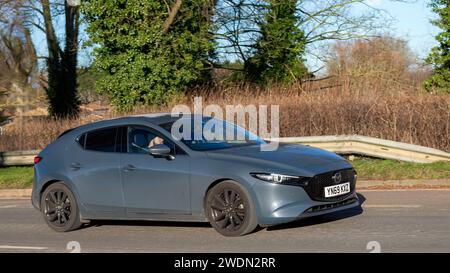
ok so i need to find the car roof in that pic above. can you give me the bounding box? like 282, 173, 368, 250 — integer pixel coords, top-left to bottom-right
83, 113, 174, 129
62, 113, 202, 138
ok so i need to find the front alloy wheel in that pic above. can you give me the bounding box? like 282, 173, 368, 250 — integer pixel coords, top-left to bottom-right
206, 181, 257, 236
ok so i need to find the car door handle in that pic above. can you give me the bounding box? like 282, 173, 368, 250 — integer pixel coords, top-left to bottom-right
123, 164, 137, 172
69, 162, 81, 170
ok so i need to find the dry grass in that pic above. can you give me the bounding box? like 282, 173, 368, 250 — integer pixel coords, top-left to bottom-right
3, 36, 448, 153
192, 83, 450, 152
1, 77, 449, 152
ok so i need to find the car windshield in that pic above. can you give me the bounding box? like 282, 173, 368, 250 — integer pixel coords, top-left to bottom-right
160, 117, 266, 151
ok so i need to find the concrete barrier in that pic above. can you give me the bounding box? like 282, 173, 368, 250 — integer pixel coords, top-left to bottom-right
271, 135, 450, 163
0, 150, 40, 166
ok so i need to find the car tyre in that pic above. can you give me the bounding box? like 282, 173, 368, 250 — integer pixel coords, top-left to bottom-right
205, 180, 258, 236
40, 182, 82, 232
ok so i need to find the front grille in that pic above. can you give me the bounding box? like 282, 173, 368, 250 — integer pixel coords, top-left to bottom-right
305, 197, 358, 213
303, 168, 356, 202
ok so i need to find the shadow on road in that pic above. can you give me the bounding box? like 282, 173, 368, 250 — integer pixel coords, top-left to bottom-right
81, 193, 366, 232
87, 219, 211, 229
266, 193, 366, 232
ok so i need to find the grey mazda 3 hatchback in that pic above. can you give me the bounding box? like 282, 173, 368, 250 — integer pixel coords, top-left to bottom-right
32, 113, 359, 236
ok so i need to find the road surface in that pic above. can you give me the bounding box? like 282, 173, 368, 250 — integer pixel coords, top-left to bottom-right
1, 189, 450, 253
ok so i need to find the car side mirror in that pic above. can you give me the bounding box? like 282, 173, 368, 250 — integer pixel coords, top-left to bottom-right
148, 144, 174, 160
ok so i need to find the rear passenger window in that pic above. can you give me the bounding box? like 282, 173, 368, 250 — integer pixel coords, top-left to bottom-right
85, 127, 117, 152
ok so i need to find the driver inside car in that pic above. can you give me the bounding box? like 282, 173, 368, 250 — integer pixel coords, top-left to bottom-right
148, 136, 164, 148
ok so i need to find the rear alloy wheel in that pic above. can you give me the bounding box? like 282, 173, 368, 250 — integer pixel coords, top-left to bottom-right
40, 182, 82, 232
206, 181, 257, 236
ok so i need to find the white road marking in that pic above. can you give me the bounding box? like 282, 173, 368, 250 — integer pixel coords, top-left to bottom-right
0, 205, 17, 209
0, 245, 48, 250
363, 204, 421, 208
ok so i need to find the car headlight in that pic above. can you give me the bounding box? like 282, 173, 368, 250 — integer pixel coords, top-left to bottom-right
250, 173, 310, 186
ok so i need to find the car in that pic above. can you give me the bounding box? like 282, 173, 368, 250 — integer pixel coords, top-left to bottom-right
31, 113, 359, 236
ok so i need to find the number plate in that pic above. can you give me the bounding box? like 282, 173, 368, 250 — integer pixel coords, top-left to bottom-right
324, 182, 350, 198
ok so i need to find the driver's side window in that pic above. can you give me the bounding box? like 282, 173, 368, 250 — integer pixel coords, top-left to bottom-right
127, 126, 173, 154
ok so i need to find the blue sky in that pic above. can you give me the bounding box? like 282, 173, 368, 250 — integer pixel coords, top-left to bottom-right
31, 0, 439, 69
366, 0, 438, 60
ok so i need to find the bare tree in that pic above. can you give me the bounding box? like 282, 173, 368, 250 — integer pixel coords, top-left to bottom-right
39, 0, 80, 117
214, 0, 414, 71
214, 0, 264, 63
11, 0, 81, 118
0, 0, 38, 119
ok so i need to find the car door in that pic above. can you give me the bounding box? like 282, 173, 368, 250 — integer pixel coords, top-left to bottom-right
120, 125, 191, 216
68, 126, 125, 217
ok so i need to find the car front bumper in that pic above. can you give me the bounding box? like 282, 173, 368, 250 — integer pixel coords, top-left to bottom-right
251, 180, 360, 226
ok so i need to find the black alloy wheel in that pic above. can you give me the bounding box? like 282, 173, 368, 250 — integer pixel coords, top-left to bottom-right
206, 181, 257, 236
40, 182, 82, 232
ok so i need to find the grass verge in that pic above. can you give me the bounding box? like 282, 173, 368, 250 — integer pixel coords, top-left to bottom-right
351, 158, 450, 180
0, 167, 34, 189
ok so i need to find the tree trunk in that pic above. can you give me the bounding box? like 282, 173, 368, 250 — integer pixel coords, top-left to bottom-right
162, 0, 182, 34
40, 0, 79, 118
61, 1, 80, 117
